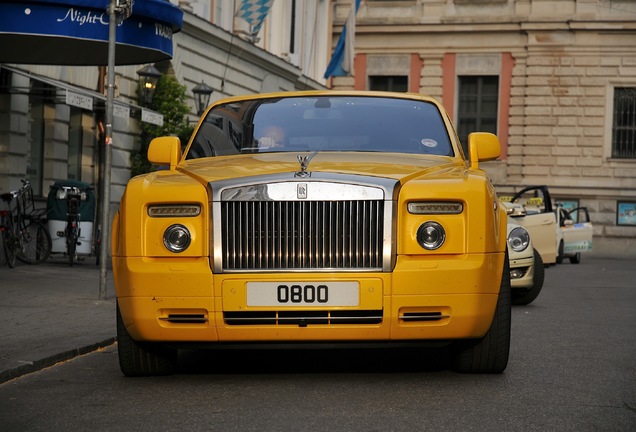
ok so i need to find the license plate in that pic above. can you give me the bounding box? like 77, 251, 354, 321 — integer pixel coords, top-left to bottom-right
246, 282, 359, 307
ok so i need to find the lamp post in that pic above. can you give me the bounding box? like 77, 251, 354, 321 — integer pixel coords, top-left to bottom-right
136, 64, 162, 105
192, 81, 214, 116
100, 0, 132, 300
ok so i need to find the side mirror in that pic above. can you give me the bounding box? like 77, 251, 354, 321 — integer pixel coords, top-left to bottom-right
468, 132, 501, 169
148, 136, 182, 170
501, 201, 526, 217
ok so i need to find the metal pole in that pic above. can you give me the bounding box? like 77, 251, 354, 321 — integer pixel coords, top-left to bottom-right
99, 0, 117, 300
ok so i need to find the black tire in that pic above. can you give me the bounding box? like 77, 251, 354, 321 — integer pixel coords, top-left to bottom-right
16, 219, 51, 265
451, 249, 511, 374
556, 240, 564, 264
569, 252, 581, 264
116, 302, 177, 377
2, 224, 17, 268
511, 249, 545, 306
67, 223, 77, 267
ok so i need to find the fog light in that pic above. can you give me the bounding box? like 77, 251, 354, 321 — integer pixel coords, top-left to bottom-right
163, 224, 191, 253
416, 221, 446, 250
510, 269, 524, 279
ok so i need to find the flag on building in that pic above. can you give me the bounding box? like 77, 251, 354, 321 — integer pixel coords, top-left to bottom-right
324, 0, 362, 79
237, 0, 274, 37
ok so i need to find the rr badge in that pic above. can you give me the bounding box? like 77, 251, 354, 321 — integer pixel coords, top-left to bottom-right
297, 183, 308, 199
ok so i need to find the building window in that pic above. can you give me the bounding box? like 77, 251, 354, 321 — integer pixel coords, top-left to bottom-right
27, 83, 54, 197
27, 81, 56, 197
612, 87, 636, 159
289, 0, 296, 55
68, 109, 83, 181
457, 75, 499, 154
369, 76, 408, 92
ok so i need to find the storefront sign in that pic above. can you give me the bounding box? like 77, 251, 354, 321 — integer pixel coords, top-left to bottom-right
142, 109, 164, 126
66, 90, 93, 110
0, 0, 183, 65
113, 103, 130, 119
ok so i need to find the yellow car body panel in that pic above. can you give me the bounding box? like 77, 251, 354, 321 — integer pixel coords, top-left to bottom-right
112, 91, 510, 375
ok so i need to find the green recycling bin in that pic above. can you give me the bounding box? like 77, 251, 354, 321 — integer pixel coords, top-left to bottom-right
47, 180, 96, 255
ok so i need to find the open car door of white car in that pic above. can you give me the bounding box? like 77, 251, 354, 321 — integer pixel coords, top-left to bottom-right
556, 206, 593, 264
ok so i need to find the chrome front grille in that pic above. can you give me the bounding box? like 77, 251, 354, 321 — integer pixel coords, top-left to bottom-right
210, 173, 398, 273
221, 200, 384, 270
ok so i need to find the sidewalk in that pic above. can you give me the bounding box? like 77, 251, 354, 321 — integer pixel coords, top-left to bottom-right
0, 256, 116, 383
1, 254, 633, 384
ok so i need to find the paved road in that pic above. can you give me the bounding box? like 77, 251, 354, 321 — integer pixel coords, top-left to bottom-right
0, 257, 634, 431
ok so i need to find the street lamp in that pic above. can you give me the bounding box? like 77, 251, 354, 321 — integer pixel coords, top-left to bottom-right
136, 64, 161, 105
192, 81, 214, 116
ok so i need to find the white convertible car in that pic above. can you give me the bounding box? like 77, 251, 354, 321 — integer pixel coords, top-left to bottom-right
507, 219, 544, 305
500, 186, 593, 265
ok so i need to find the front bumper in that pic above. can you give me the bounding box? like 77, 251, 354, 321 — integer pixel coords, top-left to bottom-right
509, 255, 534, 289
113, 253, 503, 344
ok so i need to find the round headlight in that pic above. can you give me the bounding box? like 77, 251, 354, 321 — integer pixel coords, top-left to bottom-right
163, 224, 191, 253
416, 221, 446, 250
508, 226, 530, 252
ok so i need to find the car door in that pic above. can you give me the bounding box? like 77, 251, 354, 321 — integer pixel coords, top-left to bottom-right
559, 207, 593, 254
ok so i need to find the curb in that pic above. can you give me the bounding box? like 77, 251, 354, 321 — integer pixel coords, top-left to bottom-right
0, 338, 116, 385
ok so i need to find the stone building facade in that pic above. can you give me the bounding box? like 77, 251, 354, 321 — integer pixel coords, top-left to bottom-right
0, 5, 328, 235
329, 0, 636, 257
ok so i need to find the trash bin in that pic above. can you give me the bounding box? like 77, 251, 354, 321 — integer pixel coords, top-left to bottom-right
47, 180, 96, 255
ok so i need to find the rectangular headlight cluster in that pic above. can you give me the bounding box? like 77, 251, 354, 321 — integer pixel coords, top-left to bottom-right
407, 201, 464, 215
148, 204, 201, 217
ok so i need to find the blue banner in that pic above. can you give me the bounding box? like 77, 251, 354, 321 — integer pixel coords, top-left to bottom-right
237, 0, 274, 36
0, 0, 183, 65
324, 0, 361, 79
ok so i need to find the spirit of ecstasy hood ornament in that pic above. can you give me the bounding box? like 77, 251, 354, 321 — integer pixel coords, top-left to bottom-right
295, 151, 318, 178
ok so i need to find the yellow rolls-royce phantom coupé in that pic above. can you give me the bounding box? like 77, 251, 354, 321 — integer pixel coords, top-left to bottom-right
112, 91, 511, 376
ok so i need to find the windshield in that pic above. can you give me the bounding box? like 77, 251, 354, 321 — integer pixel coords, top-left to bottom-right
185, 95, 454, 159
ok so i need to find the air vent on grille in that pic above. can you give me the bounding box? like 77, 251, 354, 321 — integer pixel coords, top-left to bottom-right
224, 310, 383, 326
221, 200, 384, 270
399, 312, 448, 322
159, 314, 208, 324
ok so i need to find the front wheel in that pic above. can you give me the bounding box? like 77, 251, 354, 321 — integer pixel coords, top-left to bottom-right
16, 219, 51, 265
556, 240, 564, 264
117, 302, 177, 377
569, 252, 581, 264
66, 221, 77, 266
451, 250, 511, 373
511, 249, 545, 306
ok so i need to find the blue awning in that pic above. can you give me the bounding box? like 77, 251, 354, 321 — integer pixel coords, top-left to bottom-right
0, 0, 183, 65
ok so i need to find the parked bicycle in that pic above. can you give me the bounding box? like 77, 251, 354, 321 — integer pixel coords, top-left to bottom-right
48, 182, 98, 266
64, 187, 82, 266
0, 180, 52, 267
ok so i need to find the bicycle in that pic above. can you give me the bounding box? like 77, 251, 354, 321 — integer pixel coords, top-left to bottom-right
0, 180, 52, 267
65, 187, 82, 266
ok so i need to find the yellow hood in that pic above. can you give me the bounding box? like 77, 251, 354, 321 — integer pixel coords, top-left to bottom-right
177, 151, 467, 185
